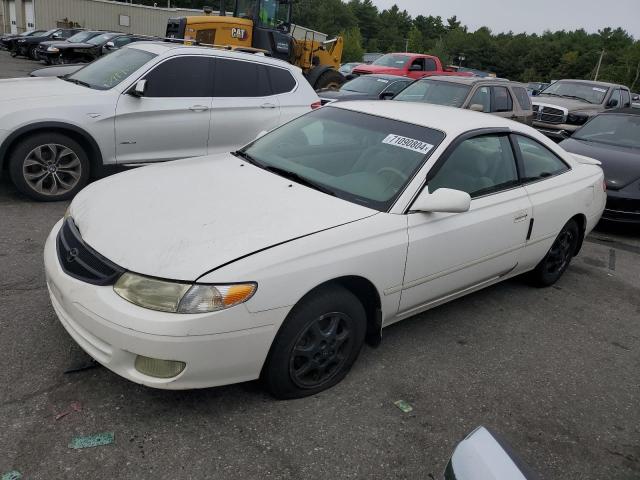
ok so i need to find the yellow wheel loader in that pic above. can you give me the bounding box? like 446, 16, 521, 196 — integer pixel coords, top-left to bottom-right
166, 0, 346, 91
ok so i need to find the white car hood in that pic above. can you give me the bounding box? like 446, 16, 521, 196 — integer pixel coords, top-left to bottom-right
0, 77, 90, 102
70, 154, 377, 281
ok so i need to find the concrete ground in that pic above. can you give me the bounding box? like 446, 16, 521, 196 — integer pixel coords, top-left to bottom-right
0, 50, 639, 479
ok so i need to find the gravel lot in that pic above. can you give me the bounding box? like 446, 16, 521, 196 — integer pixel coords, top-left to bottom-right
0, 50, 639, 479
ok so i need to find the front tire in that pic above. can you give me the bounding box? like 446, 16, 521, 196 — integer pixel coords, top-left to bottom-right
262, 285, 367, 399
314, 69, 346, 91
529, 219, 580, 287
8, 132, 90, 202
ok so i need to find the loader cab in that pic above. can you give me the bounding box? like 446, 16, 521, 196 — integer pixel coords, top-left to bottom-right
234, 0, 295, 62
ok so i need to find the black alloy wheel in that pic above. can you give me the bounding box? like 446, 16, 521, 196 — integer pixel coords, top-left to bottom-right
529, 219, 580, 286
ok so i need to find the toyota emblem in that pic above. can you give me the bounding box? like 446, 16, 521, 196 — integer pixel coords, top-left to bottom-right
66, 248, 79, 263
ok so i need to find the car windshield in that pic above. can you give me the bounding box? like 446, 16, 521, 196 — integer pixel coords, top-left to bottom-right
67, 47, 156, 90
88, 33, 118, 45
24, 30, 46, 36
539, 81, 609, 104
66, 31, 97, 43
240, 107, 445, 211
573, 114, 640, 149
42, 29, 58, 37
394, 79, 471, 107
372, 54, 410, 68
340, 76, 391, 95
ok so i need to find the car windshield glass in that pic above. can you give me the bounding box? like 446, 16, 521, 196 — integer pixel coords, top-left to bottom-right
88, 33, 118, 45
539, 81, 608, 104
66, 31, 96, 43
240, 107, 445, 211
394, 79, 471, 107
573, 114, 640, 148
372, 54, 410, 68
67, 47, 156, 90
340, 76, 390, 95
24, 30, 46, 36
42, 29, 58, 37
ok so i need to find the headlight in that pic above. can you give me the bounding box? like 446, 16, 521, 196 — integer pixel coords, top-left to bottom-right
567, 112, 589, 125
113, 272, 257, 314
47, 47, 59, 52
18, 39, 26, 43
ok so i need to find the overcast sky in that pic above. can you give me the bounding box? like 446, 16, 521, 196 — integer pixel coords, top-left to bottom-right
371, 0, 640, 39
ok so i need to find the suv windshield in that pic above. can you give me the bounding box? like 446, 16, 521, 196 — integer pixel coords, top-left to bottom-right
539, 81, 609, 104
66, 31, 97, 43
67, 47, 156, 90
340, 76, 391, 95
573, 114, 640, 148
240, 107, 445, 211
88, 33, 118, 45
394, 79, 470, 107
372, 54, 410, 68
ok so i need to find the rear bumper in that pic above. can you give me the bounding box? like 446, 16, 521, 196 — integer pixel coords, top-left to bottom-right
44, 220, 288, 390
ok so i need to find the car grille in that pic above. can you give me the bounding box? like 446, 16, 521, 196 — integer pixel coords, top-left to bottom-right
606, 196, 640, 214
533, 104, 565, 124
56, 218, 124, 285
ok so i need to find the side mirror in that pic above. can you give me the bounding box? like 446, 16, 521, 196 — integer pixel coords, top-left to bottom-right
104, 41, 116, 50
531, 89, 539, 96
446, 427, 535, 480
632, 94, 639, 101
411, 187, 471, 213
409, 64, 422, 72
469, 103, 485, 112
607, 98, 619, 108
131, 79, 147, 97
379, 91, 395, 100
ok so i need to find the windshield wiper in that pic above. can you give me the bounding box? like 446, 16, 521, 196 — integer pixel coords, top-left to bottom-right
63, 77, 92, 88
560, 94, 595, 104
263, 166, 336, 196
232, 150, 263, 167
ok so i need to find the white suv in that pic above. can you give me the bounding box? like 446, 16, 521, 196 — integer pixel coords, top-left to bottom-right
0, 42, 320, 201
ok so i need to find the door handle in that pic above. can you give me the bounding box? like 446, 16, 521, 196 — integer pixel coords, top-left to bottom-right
189, 105, 209, 112
260, 103, 277, 109
513, 211, 528, 223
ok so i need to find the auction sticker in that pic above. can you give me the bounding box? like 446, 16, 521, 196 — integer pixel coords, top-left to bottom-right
382, 134, 434, 154
592, 87, 607, 93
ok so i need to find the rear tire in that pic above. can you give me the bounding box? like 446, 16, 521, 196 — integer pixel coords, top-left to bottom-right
8, 132, 90, 202
528, 219, 580, 287
314, 69, 346, 91
262, 285, 366, 399
29, 46, 38, 60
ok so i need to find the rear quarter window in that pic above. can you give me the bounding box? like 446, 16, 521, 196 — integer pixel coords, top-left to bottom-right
267, 66, 296, 94
512, 87, 532, 110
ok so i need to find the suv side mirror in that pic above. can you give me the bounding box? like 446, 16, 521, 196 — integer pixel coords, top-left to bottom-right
469, 103, 484, 112
607, 98, 619, 108
379, 91, 395, 100
411, 187, 471, 213
131, 79, 147, 97
531, 89, 540, 96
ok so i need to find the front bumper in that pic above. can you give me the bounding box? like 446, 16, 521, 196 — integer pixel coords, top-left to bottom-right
44, 220, 288, 389
601, 190, 640, 224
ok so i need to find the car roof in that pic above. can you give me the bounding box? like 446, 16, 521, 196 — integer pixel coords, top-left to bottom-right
330, 101, 529, 135
128, 41, 298, 69
418, 75, 525, 87
556, 79, 622, 88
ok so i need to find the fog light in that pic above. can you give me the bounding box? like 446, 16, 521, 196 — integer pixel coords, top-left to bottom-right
134, 355, 185, 378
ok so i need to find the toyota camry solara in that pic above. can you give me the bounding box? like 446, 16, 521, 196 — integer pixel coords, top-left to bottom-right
44, 102, 606, 398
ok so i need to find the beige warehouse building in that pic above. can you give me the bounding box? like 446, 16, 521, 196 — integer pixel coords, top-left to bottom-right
0, 0, 202, 36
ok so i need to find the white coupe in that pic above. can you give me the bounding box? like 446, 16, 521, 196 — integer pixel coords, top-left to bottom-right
44, 102, 606, 398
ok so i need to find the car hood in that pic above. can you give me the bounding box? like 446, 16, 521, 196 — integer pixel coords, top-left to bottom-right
70, 154, 377, 281
533, 95, 602, 112
0, 77, 90, 101
560, 138, 640, 189
353, 65, 402, 75
318, 90, 373, 101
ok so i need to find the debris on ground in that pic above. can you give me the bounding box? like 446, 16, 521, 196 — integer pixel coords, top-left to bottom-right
54, 401, 83, 421
68, 432, 115, 449
393, 400, 413, 413
1, 471, 22, 480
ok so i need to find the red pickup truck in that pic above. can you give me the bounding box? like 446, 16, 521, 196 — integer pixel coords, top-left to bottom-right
352, 53, 473, 80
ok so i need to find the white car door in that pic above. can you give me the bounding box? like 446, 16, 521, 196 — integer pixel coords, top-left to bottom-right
115, 55, 213, 164
399, 133, 532, 316
208, 57, 281, 155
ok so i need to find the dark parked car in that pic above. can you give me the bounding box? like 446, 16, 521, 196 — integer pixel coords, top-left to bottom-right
318, 74, 413, 104
12, 28, 82, 59
44, 32, 152, 64
36, 30, 104, 64
29, 63, 84, 78
560, 108, 640, 223
0, 29, 46, 51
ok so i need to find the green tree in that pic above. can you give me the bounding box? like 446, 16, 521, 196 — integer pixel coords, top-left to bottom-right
341, 26, 365, 62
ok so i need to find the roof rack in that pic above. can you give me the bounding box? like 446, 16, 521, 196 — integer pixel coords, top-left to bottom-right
160, 36, 270, 55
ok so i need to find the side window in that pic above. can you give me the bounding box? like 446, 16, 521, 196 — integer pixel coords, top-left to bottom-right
213, 58, 271, 97
196, 29, 216, 44
143, 56, 212, 97
410, 58, 425, 71
266, 66, 296, 94
468, 86, 490, 112
608, 88, 621, 108
425, 58, 437, 72
621, 89, 631, 108
384, 80, 411, 95
428, 135, 518, 197
512, 86, 531, 110
492, 86, 513, 112
515, 135, 569, 181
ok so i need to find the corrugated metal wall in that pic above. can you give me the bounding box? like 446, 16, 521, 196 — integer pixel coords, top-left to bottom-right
33, 0, 203, 36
